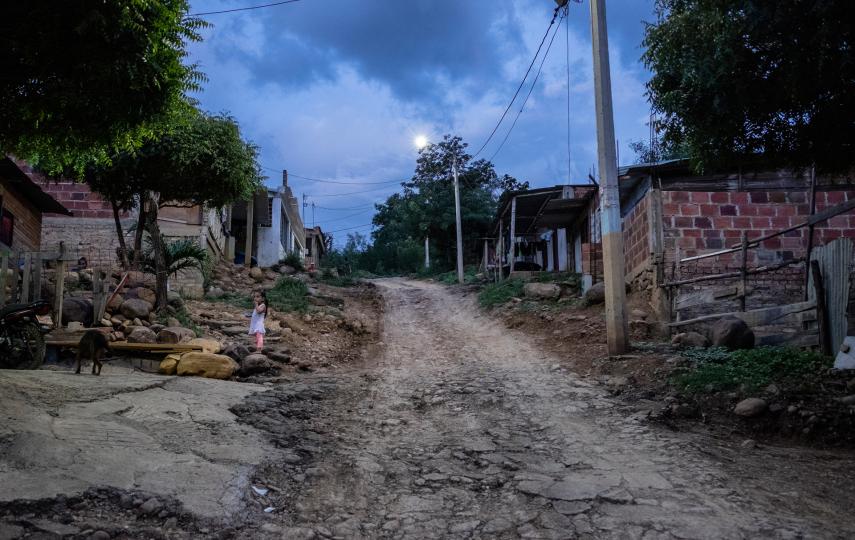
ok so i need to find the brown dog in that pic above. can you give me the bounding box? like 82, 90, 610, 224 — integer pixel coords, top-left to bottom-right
75, 330, 111, 375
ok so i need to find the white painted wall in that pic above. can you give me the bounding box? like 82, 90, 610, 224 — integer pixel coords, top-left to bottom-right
557, 228, 568, 271
257, 194, 283, 267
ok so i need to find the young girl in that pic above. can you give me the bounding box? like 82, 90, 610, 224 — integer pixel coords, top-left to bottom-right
248, 290, 267, 350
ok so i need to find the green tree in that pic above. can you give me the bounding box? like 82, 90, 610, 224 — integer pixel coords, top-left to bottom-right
86, 108, 263, 309
368, 135, 526, 274
643, 0, 855, 173
0, 1, 205, 172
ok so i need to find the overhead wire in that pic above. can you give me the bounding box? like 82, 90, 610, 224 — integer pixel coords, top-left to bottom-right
325, 223, 374, 234
471, 5, 562, 158
261, 166, 404, 186
189, 0, 301, 17
315, 208, 375, 224
488, 11, 566, 163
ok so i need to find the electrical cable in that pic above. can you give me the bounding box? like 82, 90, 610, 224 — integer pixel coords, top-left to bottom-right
472, 6, 561, 158
189, 0, 300, 17
315, 208, 374, 224
488, 12, 565, 163
261, 166, 404, 186
308, 184, 398, 197
326, 223, 374, 234
312, 204, 376, 211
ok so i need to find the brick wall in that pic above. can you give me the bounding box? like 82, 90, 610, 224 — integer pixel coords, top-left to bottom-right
41, 216, 134, 266
622, 195, 650, 278
37, 180, 118, 219
0, 177, 42, 251
581, 242, 602, 281
664, 189, 855, 309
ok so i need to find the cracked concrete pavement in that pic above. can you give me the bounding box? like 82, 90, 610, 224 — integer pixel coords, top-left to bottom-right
0, 369, 278, 518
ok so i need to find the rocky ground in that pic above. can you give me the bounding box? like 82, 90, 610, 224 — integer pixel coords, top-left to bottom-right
2, 278, 854, 538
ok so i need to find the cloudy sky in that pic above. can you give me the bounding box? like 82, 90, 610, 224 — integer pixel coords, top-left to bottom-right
187, 0, 656, 245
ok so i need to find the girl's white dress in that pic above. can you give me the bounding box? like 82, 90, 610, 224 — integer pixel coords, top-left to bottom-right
249, 306, 266, 335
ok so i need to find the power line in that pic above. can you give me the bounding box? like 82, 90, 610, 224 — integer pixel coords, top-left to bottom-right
326, 223, 374, 234
472, 5, 561, 158
189, 0, 300, 17
316, 209, 374, 224
308, 184, 398, 197
261, 166, 404, 186
313, 204, 376, 211
489, 11, 565, 163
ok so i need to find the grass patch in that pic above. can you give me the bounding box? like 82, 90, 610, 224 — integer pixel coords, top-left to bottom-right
280, 251, 305, 272
673, 346, 832, 394
215, 277, 310, 313
478, 278, 525, 308
435, 266, 480, 285
317, 269, 357, 287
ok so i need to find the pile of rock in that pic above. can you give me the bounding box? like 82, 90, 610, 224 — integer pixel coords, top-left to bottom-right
61, 271, 196, 345
204, 261, 302, 299
157, 340, 292, 379
671, 316, 756, 351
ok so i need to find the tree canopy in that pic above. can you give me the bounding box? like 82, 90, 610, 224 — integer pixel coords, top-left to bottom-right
338, 135, 526, 275
0, 1, 204, 172
643, 0, 855, 174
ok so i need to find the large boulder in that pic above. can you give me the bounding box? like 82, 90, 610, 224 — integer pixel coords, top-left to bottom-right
711, 316, 755, 350
126, 271, 156, 289
249, 267, 264, 282
157, 327, 196, 344
278, 265, 297, 275
62, 297, 93, 327
205, 287, 225, 300
239, 353, 276, 376
734, 398, 767, 417
583, 282, 606, 305
176, 353, 238, 380
159, 354, 181, 375
107, 293, 124, 312
523, 282, 561, 300
671, 331, 710, 349
167, 290, 184, 308
133, 287, 157, 306
120, 298, 153, 320
127, 326, 157, 344
223, 343, 251, 363
187, 338, 222, 354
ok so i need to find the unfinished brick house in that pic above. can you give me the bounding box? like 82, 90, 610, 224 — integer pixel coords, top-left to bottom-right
619, 160, 855, 309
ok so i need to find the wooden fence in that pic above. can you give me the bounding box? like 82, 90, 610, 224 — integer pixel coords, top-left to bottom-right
0, 243, 118, 328
663, 197, 855, 352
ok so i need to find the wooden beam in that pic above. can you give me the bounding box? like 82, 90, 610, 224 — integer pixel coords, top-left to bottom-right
681, 198, 855, 263
664, 257, 805, 287
46, 340, 204, 353
33, 252, 42, 301
509, 197, 517, 274
668, 300, 817, 328
810, 259, 833, 356
675, 284, 748, 311
53, 260, 66, 328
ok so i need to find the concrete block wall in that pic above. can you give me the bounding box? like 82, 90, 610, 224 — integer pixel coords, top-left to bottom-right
622, 195, 651, 278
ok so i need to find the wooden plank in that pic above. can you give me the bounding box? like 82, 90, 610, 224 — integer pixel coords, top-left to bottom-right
46, 341, 204, 352
756, 331, 820, 348
811, 260, 832, 355
509, 196, 517, 274
664, 257, 804, 287
7, 252, 18, 303
32, 252, 42, 301
740, 232, 748, 312
21, 253, 31, 303
669, 300, 817, 328
675, 284, 746, 311
0, 252, 7, 306
54, 260, 67, 328
808, 238, 852, 355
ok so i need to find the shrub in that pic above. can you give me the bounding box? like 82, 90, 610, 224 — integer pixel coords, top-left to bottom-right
214, 276, 309, 313
478, 279, 525, 308
673, 346, 832, 394
280, 251, 305, 272
318, 268, 356, 287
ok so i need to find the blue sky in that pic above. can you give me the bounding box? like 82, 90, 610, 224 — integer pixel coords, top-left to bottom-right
187, 0, 656, 245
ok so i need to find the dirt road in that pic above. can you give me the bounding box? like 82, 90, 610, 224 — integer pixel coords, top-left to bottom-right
243, 278, 855, 539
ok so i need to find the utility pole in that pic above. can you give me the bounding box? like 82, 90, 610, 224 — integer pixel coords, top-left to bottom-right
590, 0, 629, 355
452, 158, 464, 284
424, 236, 430, 269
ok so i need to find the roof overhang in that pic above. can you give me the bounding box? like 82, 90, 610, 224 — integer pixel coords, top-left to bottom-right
495, 184, 596, 235
0, 158, 72, 216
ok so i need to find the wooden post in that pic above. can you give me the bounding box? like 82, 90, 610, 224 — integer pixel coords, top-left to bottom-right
54, 260, 66, 328
33, 252, 42, 301
483, 239, 489, 273
804, 165, 817, 300
740, 232, 749, 312
8, 252, 18, 303
591, 0, 629, 355
498, 218, 504, 281
452, 159, 464, 284
21, 253, 32, 303
552, 229, 560, 272
673, 245, 681, 323
0, 252, 7, 306
509, 197, 517, 275
811, 259, 832, 356
424, 236, 430, 269
244, 197, 254, 268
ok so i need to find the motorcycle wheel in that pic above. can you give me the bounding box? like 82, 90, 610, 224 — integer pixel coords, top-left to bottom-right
3, 323, 46, 369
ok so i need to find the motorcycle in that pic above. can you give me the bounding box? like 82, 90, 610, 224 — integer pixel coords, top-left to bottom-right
0, 300, 52, 369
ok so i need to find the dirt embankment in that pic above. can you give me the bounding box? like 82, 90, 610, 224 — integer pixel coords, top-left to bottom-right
479, 285, 855, 448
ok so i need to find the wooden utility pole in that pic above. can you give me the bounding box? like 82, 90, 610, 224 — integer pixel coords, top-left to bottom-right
590, 0, 629, 354
453, 159, 464, 284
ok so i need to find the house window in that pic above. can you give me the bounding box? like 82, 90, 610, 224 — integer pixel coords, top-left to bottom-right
0, 206, 14, 247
